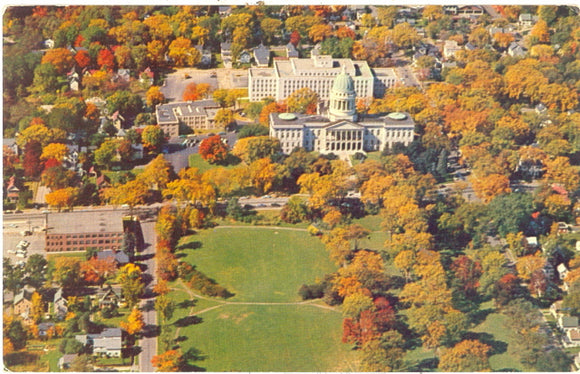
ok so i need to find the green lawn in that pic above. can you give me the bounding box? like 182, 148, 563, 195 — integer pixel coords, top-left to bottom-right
188, 153, 238, 173
177, 227, 336, 302
178, 304, 357, 372
469, 301, 525, 372
169, 227, 353, 371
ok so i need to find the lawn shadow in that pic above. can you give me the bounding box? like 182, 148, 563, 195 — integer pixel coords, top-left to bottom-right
462, 331, 507, 355
174, 315, 203, 327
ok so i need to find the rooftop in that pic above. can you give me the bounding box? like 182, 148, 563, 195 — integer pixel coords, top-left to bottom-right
156, 100, 220, 125
47, 210, 124, 234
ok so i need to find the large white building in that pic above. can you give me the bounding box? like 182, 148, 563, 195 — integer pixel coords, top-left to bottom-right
249, 55, 398, 102
270, 69, 415, 155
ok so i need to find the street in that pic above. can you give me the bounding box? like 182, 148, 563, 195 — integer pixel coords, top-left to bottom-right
138, 220, 157, 372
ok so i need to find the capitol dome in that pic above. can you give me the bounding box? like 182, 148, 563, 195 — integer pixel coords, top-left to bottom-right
332, 69, 355, 93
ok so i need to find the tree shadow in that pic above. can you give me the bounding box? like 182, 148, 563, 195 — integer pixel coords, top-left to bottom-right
134, 253, 155, 262
175, 335, 189, 343
176, 253, 187, 259
181, 347, 207, 372
462, 331, 507, 355
177, 241, 202, 251
141, 324, 161, 338
178, 299, 197, 309
174, 315, 203, 327
469, 307, 494, 326
406, 357, 439, 372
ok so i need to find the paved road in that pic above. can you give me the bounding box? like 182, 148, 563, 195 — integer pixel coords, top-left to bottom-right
138, 221, 157, 373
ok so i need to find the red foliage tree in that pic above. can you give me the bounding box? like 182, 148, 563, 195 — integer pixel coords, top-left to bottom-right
74, 50, 91, 69
493, 273, 524, 306
529, 269, 547, 298
182, 82, 200, 101
342, 317, 361, 344
23, 140, 44, 179
156, 247, 179, 281
97, 48, 115, 70
44, 158, 61, 170
80, 257, 117, 286
290, 30, 301, 46
451, 255, 482, 298
199, 135, 228, 164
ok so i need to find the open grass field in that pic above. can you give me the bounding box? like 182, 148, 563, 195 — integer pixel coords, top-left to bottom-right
170, 226, 356, 371
178, 227, 336, 302
188, 153, 237, 173
177, 304, 357, 372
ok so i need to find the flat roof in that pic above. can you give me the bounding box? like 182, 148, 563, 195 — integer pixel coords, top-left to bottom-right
47, 210, 125, 234
156, 100, 220, 124
270, 111, 415, 129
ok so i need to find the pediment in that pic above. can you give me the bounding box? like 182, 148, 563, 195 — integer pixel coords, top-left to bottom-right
325, 121, 364, 130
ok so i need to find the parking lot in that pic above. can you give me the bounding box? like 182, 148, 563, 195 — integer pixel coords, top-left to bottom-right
160, 68, 249, 102
3, 215, 47, 264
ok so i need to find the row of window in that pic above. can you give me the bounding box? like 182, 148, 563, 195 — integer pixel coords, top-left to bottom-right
68, 232, 123, 239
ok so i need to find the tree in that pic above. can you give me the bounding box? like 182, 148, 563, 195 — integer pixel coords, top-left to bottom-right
116, 263, 144, 308
17, 122, 66, 148
213, 109, 235, 130
391, 22, 421, 49
287, 87, 319, 114
41, 47, 74, 74
451, 255, 482, 298
94, 139, 118, 170
53, 257, 82, 289
146, 86, 165, 108
493, 273, 525, 307
151, 350, 183, 371
168, 37, 201, 67
530, 19, 550, 43
41, 143, 68, 163
139, 154, 173, 190
280, 196, 310, 223
106, 90, 143, 119
80, 257, 117, 286
25, 254, 48, 289
248, 158, 278, 195
199, 135, 228, 164
155, 293, 175, 324
46, 187, 78, 212
120, 307, 145, 336
261, 18, 282, 44
31, 291, 45, 323
102, 179, 148, 210
182, 82, 211, 101
342, 292, 375, 319
470, 173, 511, 203
141, 125, 165, 154
516, 255, 546, 281
308, 23, 333, 43
438, 340, 491, 372
232, 136, 281, 164
23, 140, 44, 179
97, 48, 115, 70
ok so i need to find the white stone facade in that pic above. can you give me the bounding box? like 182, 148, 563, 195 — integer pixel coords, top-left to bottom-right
249, 55, 397, 102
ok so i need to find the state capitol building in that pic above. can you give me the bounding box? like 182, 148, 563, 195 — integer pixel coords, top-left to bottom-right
270, 69, 415, 155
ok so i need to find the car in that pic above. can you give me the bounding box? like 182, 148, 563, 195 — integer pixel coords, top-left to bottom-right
17, 240, 30, 249
210, 71, 217, 78
16, 252, 27, 258
8, 250, 16, 254
21, 230, 32, 236
14, 210, 22, 213
257, 203, 266, 207
41, 210, 50, 214
262, 195, 271, 199
271, 203, 280, 207
4, 210, 13, 214
218, 131, 226, 136
207, 133, 215, 137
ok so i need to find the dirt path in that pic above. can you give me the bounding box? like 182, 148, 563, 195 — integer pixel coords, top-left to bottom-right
172, 279, 340, 339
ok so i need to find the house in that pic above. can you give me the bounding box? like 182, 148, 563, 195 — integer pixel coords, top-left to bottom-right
6, 175, 20, 204
3, 138, 19, 156
507, 42, 527, 58
550, 300, 564, 319
558, 315, 579, 331
253, 44, 270, 67
114, 69, 131, 83
519, 13, 539, 28
58, 354, 78, 370
38, 322, 55, 337
564, 328, 580, 347
43, 39, 55, 49
286, 43, 299, 58
195, 45, 212, 66
221, 42, 233, 68
464, 42, 477, 51
535, 102, 547, 114
96, 249, 129, 267
97, 286, 122, 309
54, 288, 68, 320
75, 328, 123, 357
13, 286, 35, 319
558, 263, 569, 280
443, 40, 462, 59
238, 50, 251, 64
218, 6, 231, 17
140, 67, 155, 85
96, 173, 112, 191
110, 111, 125, 130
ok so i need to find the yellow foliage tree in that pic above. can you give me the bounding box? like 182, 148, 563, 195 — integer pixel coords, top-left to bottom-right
41, 143, 68, 162
45, 187, 78, 212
